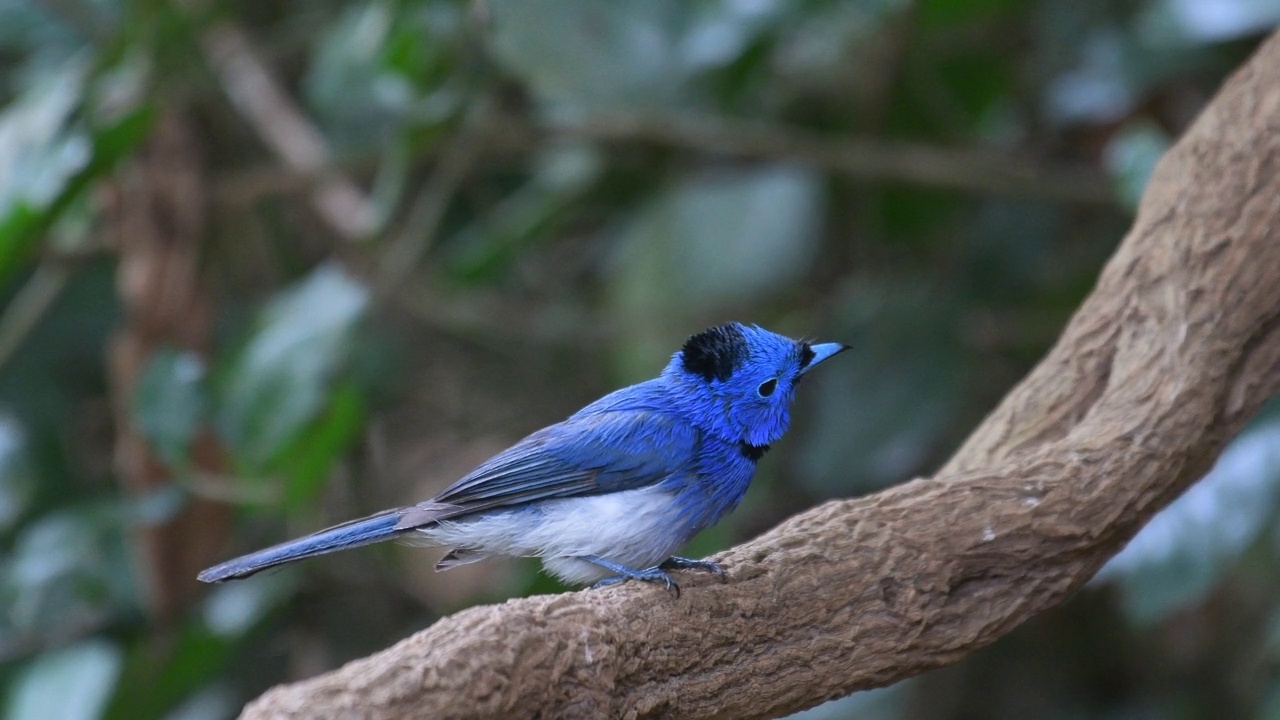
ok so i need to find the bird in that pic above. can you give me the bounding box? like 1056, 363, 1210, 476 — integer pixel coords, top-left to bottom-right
198, 322, 848, 593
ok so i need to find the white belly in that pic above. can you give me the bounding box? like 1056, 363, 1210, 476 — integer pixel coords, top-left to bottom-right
416, 485, 689, 584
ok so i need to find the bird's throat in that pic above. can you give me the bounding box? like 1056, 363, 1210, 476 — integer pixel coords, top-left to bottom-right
738, 441, 770, 462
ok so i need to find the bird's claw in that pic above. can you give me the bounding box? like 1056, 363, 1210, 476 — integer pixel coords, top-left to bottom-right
591, 565, 681, 597
589, 556, 726, 597
660, 556, 727, 581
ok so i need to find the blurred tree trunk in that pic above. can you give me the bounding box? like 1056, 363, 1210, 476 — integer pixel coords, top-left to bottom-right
107, 111, 230, 623
242, 30, 1280, 720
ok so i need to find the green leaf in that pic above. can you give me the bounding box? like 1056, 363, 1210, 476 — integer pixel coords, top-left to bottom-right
0, 63, 153, 287
446, 145, 602, 280
0, 57, 90, 277
215, 264, 370, 474
133, 347, 208, 469
625, 166, 823, 305
2, 507, 137, 636
610, 165, 823, 377
488, 0, 690, 117
305, 2, 405, 149
5, 640, 122, 720
0, 58, 89, 213
278, 380, 366, 511
88, 104, 152, 166
305, 2, 464, 150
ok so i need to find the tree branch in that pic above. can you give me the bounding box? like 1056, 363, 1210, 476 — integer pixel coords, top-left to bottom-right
241, 32, 1280, 720
534, 112, 1119, 207
202, 23, 379, 241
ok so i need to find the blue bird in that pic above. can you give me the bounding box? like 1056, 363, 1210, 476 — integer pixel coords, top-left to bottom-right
197, 323, 848, 593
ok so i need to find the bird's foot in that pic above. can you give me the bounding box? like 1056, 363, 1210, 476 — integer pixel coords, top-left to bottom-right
586, 556, 680, 597
660, 556, 726, 581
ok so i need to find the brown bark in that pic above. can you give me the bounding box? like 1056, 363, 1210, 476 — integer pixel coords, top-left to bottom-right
242, 31, 1280, 720
108, 111, 230, 622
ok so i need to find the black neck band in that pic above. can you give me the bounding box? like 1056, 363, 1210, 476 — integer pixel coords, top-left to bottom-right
738, 441, 770, 462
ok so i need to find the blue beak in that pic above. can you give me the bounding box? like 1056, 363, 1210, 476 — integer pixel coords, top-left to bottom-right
801, 342, 850, 373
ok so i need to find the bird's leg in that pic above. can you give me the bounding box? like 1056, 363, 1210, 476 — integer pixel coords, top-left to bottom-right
660, 555, 726, 581
585, 556, 680, 597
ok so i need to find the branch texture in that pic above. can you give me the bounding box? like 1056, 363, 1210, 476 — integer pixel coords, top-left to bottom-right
243, 32, 1280, 720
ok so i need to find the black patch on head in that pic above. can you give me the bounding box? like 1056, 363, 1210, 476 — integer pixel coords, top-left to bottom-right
681, 323, 748, 381
738, 441, 770, 462
798, 343, 816, 369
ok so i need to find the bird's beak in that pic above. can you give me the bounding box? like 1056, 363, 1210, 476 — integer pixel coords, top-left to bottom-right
801, 342, 850, 374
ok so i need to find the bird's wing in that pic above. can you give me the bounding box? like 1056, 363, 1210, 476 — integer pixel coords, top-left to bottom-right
394, 409, 699, 529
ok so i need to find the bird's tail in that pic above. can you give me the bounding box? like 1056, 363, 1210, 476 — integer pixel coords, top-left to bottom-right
197, 509, 412, 583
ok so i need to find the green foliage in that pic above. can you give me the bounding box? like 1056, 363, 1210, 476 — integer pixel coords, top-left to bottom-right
214, 264, 370, 476
445, 145, 603, 281
305, 2, 466, 148
0, 506, 137, 665
488, 0, 693, 116
0, 58, 91, 283
611, 165, 823, 375
5, 640, 122, 720
0, 0, 1274, 718
135, 348, 208, 470
0, 55, 152, 286
275, 381, 366, 511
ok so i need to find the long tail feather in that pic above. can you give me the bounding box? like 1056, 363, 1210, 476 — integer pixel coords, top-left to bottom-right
198, 509, 411, 583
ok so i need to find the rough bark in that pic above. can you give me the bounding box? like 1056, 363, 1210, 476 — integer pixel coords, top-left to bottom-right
242, 31, 1280, 720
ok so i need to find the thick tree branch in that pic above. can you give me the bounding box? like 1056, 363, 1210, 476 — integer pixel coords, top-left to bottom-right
242, 32, 1280, 720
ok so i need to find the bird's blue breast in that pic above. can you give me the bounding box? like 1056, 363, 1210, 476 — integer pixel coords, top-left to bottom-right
574, 378, 762, 540
659, 435, 759, 539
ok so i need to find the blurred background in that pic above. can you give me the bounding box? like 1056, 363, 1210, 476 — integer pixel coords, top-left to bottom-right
0, 0, 1277, 718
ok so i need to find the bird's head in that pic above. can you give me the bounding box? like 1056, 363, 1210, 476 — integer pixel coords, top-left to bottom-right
662, 322, 849, 447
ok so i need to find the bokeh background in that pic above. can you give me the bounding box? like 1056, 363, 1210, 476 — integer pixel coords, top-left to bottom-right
1, 1, 1278, 718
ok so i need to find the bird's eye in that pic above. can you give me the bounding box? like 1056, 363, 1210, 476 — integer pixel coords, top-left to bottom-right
757, 378, 778, 397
